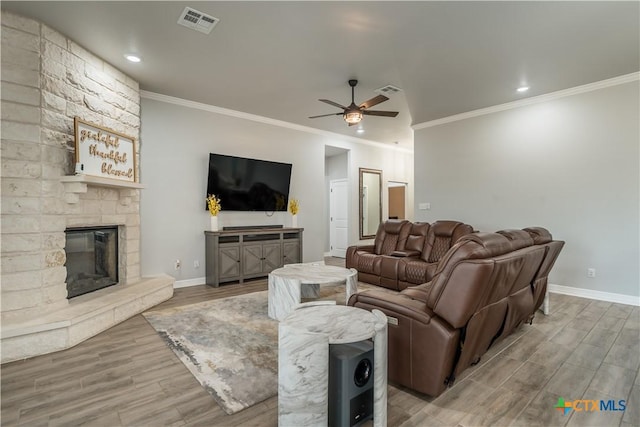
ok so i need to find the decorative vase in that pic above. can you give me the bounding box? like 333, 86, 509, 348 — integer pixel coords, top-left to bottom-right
291, 214, 297, 228
210, 215, 219, 231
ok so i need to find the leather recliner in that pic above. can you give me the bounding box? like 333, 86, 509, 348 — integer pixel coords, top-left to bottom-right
348, 220, 474, 291
379, 222, 430, 290
396, 220, 475, 289
345, 220, 412, 286
349, 228, 564, 397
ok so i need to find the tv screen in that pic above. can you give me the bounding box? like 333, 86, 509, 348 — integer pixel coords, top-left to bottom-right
206, 153, 292, 212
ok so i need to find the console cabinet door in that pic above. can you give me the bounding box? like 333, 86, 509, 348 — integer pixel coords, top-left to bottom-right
283, 240, 300, 265
262, 243, 282, 273
242, 244, 264, 276
218, 245, 240, 279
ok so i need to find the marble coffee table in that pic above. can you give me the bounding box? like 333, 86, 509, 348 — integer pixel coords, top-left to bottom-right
278, 304, 388, 427
267, 262, 358, 321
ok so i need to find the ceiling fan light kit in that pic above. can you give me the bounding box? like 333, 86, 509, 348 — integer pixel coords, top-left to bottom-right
310, 79, 399, 126
344, 110, 363, 124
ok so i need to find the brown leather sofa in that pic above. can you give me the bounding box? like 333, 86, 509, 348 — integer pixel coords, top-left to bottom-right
346, 220, 474, 290
348, 227, 564, 397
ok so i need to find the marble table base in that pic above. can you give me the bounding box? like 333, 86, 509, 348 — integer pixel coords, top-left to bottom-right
278, 305, 388, 427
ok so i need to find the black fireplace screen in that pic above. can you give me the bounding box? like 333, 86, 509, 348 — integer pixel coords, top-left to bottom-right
65, 226, 118, 299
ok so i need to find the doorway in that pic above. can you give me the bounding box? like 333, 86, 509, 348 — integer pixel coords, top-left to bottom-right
325, 146, 349, 258
330, 179, 348, 257
388, 181, 407, 220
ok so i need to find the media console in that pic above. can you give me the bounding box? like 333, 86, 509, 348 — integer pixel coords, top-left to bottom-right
204, 227, 303, 287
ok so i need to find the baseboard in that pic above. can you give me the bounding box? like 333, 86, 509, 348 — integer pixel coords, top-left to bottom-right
174, 277, 206, 288
549, 283, 640, 307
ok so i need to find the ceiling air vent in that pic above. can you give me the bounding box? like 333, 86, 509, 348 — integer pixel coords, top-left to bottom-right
374, 84, 403, 96
177, 7, 219, 34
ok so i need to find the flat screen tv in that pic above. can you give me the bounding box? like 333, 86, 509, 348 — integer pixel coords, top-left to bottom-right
206, 153, 292, 212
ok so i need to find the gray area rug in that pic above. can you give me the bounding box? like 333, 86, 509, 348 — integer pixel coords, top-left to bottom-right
143, 291, 278, 415
143, 283, 383, 415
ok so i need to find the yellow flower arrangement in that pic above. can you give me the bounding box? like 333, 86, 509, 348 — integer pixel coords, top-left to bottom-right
206, 194, 222, 216
288, 198, 299, 215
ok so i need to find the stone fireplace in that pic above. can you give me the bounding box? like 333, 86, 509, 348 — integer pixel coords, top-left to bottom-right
0, 11, 174, 363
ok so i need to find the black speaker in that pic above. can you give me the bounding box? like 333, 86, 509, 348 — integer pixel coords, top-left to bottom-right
328, 340, 374, 427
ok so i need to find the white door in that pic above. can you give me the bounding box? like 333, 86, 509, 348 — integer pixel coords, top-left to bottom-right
330, 179, 348, 258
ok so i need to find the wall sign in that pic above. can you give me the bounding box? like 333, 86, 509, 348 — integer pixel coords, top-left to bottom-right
73, 117, 137, 182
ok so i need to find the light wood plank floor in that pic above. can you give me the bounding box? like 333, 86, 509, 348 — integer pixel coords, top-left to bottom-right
2, 259, 639, 426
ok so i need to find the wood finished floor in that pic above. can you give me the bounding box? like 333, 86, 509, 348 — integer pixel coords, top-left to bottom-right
1, 259, 639, 427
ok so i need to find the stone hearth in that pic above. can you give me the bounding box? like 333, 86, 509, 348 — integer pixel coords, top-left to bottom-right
1, 276, 174, 363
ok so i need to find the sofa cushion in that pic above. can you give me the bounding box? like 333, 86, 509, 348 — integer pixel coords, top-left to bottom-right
355, 252, 380, 275
398, 259, 431, 286
406, 222, 429, 253
523, 226, 553, 244
422, 220, 474, 263
373, 220, 411, 255
496, 229, 534, 251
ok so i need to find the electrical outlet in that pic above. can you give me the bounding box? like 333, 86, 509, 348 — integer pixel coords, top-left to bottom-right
175, 259, 181, 270
587, 268, 596, 278
194, 260, 200, 268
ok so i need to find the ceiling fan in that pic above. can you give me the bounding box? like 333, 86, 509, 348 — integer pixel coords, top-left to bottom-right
309, 79, 399, 126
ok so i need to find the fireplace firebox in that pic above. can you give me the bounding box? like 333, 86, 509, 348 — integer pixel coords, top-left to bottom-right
65, 226, 119, 299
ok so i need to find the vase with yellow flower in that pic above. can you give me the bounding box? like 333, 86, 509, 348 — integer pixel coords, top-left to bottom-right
206, 194, 222, 231
288, 198, 299, 228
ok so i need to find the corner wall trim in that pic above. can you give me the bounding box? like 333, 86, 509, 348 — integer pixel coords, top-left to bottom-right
140, 91, 413, 154
174, 277, 206, 288
549, 283, 640, 307
413, 72, 640, 130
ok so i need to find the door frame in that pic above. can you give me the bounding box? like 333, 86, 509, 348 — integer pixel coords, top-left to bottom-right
329, 178, 349, 258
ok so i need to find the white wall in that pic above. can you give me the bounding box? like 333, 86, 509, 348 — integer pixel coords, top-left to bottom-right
140, 96, 414, 281
414, 80, 639, 298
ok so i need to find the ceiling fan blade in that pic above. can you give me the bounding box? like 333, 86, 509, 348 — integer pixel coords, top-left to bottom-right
359, 94, 389, 109
362, 110, 399, 117
319, 99, 347, 110
309, 112, 343, 119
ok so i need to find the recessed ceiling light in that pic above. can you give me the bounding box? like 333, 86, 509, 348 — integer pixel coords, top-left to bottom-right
124, 54, 142, 63
517, 86, 529, 92
356, 128, 365, 134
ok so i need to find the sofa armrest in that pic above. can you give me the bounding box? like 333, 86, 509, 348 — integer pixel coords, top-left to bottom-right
346, 244, 376, 269
347, 244, 375, 255
390, 250, 421, 257
348, 290, 433, 325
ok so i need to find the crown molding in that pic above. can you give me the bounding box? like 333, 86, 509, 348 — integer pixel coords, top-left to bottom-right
140, 91, 413, 154
413, 72, 640, 130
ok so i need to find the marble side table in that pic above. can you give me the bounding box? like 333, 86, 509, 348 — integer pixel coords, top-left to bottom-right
278, 304, 388, 427
268, 262, 358, 321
